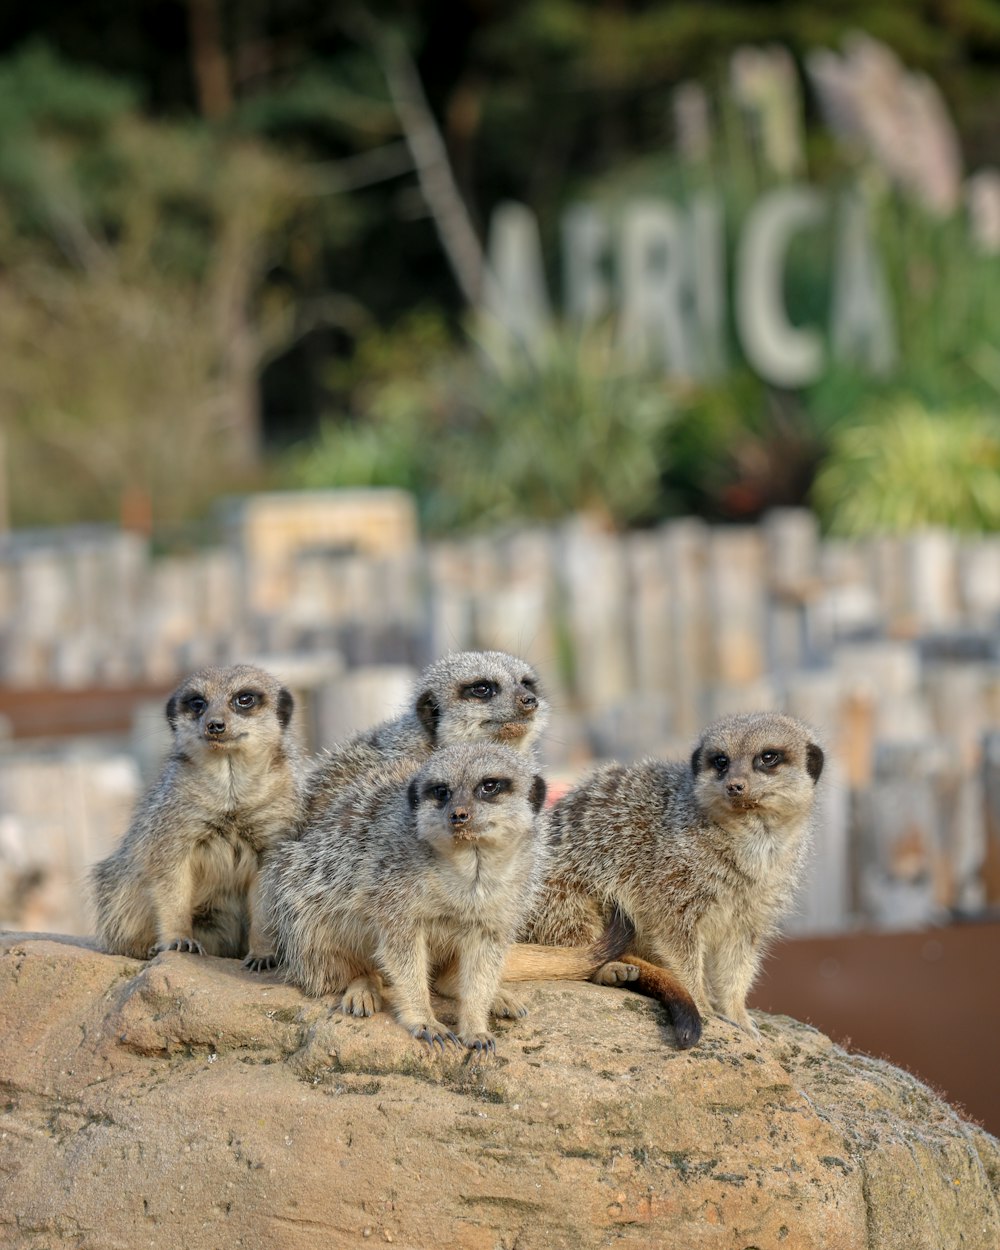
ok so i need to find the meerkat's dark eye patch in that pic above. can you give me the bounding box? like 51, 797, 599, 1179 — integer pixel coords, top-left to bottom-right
416, 690, 441, 742
521, 676, 538, 692
277, 686, 294, 727
806, 742, 825, 782
232, 690, 261, 712
424, 783, 452, 805
756, 749, 784, 770
711, 753, 729, 775
475, 777, 511, 800
462, 680, 498, 700
184, 694, 208, 717
529, 774, 547, 813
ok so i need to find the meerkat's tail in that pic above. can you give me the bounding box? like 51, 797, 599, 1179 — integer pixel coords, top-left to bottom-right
618, 954, 703, 1050
501, 906, 635, 982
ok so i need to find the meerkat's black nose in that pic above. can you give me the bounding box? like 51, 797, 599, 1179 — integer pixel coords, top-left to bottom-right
206, 719, 227, 736
518, 693, 538, 710
450, 806, 470, 824
726, 780, 745, 795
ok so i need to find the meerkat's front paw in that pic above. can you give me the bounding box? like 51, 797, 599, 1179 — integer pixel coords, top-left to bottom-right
490, 987, 528, 1018
341, 977, 382, 1017
458, 1030, 497, 1055
243, 951, 278, 973
152, 936, 205, 956
407, 1020, 461, 1051
593, 960, 639, 986
718, 1010, 761, 1039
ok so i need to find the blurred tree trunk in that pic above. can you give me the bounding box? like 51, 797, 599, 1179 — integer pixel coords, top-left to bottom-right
226, 305, 263, 472
214, 196, 265, 471
187, 0, 233, 120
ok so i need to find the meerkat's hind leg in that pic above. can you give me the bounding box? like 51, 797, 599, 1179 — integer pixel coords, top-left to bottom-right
587, 907, 643, 985
341, 973, 384, 1018
435, 959, 527, 1019
490, 986, 529, 1019
593, 961, 640, 986
291, 940, 365, 1001
243, 875, 279, 971
193, 902, 245, 958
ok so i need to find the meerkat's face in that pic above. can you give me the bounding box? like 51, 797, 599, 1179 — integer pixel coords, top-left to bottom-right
166, 664, 294, 757
408, 744, 547, 848
691, 712, 824, 828
414, 651, 548, 752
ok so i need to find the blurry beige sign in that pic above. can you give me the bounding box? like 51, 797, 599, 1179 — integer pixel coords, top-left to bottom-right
483, 187, 896, 387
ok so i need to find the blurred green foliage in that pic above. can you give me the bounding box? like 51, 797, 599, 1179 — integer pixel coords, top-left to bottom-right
0, 43, 320, 528
814, 400, 1000, 533
2, 4, 1000, 534
803, 190, 1000, 533
283, 315, 676, 530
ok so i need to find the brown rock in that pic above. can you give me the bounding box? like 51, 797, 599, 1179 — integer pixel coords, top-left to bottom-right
2, 932, 998, 1249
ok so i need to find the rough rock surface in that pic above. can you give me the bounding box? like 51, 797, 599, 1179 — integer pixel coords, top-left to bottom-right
1, 932, 998, 1250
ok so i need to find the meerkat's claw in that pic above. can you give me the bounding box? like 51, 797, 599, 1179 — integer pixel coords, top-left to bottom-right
341, 979, 382, 1017
155, 937, 205, 956
462, 1032, 496, 1054
412, 1023, 459, 1051
491, 987, 528, 1018
243, 952, 277, 973
718, 1012, 761, 1039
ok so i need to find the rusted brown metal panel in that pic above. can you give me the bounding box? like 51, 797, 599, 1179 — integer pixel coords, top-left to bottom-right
0, 686, 173, 739
750, 921, 1000, 1137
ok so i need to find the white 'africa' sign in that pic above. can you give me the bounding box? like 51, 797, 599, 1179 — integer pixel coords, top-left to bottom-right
482, 188, 896, 387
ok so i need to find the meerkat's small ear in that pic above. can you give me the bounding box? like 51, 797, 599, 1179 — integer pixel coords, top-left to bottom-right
277, 687, 294, 728
690, 746, 703, 774
166, 695, 179, 729
407, 779, 420, 810
806, 743, 825, 782
415, 690, 440, 743
529, 775, 547, 813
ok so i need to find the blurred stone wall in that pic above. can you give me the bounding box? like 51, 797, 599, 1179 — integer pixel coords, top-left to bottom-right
2, 491, 1000, 937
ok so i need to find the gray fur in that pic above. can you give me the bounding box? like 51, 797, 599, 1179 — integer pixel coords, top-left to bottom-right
90, 664, 304, 963
524, 711, 824, 1034
262, 743, 548, 1053
301, 651, 547, 824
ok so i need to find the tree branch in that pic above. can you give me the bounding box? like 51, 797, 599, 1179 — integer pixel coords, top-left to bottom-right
348, 11, 491, 308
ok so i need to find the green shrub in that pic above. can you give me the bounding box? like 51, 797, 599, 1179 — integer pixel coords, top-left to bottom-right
281, 318, 677, 531
812, 399, 1000, 534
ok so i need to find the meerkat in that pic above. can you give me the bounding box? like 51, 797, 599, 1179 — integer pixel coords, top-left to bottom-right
301, 650, 547, 824
263, 743, 551, 1053
91, 664, 303, 966
253, 647, 631, 999
523, 711, 824, 1045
